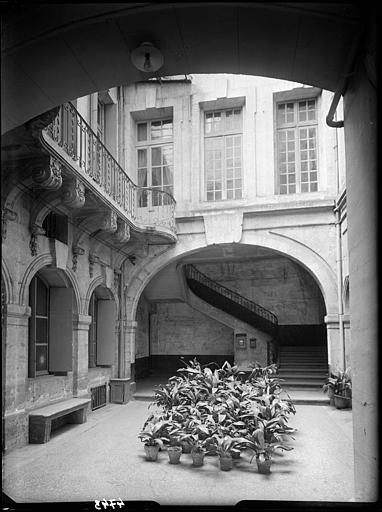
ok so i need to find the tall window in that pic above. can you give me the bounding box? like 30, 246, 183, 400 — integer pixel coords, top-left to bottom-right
88, 292, 98, 368
276, 98, 318, 194
204, 108, 242, 201
136, 119, 173, 207
29, 275, 49, 376
97, 99, 105, 142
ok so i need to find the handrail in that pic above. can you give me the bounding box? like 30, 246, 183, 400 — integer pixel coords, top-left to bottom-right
184, 264, 278, 333
43, 102, 176, 233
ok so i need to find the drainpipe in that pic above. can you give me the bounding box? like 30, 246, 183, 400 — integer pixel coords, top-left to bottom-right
326, 24, 366, 128
333, 120, 346, 372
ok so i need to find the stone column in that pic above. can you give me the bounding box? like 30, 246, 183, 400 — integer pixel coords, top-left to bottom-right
109, 319, 137, 403
72, 314, 91, 398
4, 304, 31, 450
324, 314, 341, 373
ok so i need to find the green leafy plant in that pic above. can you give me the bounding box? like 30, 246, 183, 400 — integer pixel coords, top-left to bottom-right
138, 417, 170, 448
323, 367, 352, 398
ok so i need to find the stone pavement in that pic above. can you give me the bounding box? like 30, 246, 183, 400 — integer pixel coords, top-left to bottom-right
2, 399, 354, 506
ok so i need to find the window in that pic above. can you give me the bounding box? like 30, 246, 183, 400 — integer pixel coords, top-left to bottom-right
97, 99, 105, 142
276, 98, 318, 194
136, 119, 173, 207
42, 212, 68, 244
204, 108, 242, 201
88, 292, 98, 368
29, 275, 49, 376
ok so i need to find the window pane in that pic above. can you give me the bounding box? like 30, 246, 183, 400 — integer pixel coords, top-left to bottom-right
215, 191, 222, 200
289, 184, 296, 193
137, 149, 147, 168
235, 189, 242, 199
36, 345, 48, 372
162, 119, 173, 137
301, 172, 308, 183
138, 189, 147, 207
36, 318, 48, 342
280, 174, 287, 185
310, 171, 318, 181
150, 121, 162, 139
301, 183, 309, 192
280, 185, 287, 194
152, 168, 162, 186
207, 192, 214, 201
152, 147, 161, 166
137, 123, 147, 142
311, 182, 318, 192
138, 168, 147, 187
163, 166, 173, 185
162, 146, 173, 165
227, 190, 234, 199
36, 278, 48, 316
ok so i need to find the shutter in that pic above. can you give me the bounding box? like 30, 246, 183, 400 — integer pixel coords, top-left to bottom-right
49, 288, 73, 372
96, 300, 116, 365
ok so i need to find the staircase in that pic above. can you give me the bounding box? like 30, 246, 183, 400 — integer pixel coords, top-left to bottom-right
184, 264, 278, 337
278, 345, 328, 390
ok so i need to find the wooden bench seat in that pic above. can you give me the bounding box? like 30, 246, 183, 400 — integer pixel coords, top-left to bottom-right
29, 398, 91, 444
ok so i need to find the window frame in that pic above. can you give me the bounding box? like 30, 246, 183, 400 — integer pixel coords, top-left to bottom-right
88, 291, 98, 369
135, 117, 174, 207
203, 107, 243, 202
28, 274, 50, 377
274, 88, 321, 196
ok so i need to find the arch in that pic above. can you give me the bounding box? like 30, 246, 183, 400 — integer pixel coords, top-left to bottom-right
124, 232, 338, 325
84, 275, 119, 316
1, 258, 14, 305
19, 252, 80, 314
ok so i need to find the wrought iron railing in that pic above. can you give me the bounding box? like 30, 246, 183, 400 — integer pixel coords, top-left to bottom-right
43, 102, 176, 233
184, 264, 278, 335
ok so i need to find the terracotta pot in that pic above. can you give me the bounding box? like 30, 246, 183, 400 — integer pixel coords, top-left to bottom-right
256, 456, 272, 474
191, 449, 205, 467
168, 446, 182, 464
334, 394, 352, 409
144, 444, 160, 461
219, 454, 233, 471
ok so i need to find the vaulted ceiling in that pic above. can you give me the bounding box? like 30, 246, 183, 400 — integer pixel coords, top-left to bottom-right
2, 3, 366, 134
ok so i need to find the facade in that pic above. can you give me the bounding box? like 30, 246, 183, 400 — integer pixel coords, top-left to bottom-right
2, 74, 349, 452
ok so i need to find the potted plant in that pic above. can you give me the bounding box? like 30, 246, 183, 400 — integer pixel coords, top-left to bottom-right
333, 368, 352, 409
248, 424, 294, 474
167, 443, 182, 464
138, 418, 169, 461
213, 435, 248, 471
190, 438, 207, 467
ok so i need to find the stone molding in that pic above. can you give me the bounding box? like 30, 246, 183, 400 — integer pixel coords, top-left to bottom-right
31, 156, 63, 190
113, 219, 130, 243
29, 224, 46, 256
62, 178, 85, 209
2, 208, 17, 241
72, 245, 85, 272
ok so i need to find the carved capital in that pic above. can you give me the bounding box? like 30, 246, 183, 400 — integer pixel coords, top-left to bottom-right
62, 179, 85, 209
32, 156, 63, 190
100, 211, 117, 233
2, 208, 17, 242
114, 269, 122, 290
27, 107, 60, 138
89, 253, 100, 278
29, 223, 45, 256
114, 219, 130, 243
72, 245, 85, 272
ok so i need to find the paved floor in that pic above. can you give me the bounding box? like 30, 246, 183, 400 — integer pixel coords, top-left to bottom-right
3, 397, 354, 506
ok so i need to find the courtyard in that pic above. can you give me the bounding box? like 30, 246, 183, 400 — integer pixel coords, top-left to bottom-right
3, 397, 354, 506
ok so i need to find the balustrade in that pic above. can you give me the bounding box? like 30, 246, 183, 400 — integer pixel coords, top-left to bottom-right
43, 103, 176, 234
185, 264, 278, 334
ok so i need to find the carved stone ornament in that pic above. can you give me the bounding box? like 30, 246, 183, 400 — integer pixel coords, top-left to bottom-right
72, 245, 85, 272
27, 107, 60, 139
113, 219, 130, 243
2, 208, 17, 242
89, 253, 100, 278
29, 224, 46, 256
100, 211, 118, 233
32, 156, 63, 190
114, 269, 122, 290
62, 179, 85, 209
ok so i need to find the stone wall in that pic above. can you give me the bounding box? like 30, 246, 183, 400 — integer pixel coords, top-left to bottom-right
152, 302, 234, 356
195, 258, 325, 325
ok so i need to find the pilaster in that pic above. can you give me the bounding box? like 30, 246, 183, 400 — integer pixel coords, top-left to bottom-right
72, 314, 92, 398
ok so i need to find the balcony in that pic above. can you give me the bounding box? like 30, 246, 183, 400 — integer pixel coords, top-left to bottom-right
41, 102, 176, 238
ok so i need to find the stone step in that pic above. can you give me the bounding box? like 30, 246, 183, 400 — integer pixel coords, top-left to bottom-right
278, 379, 324, 387
278, 367, 328, 373
278, 372, 327, 379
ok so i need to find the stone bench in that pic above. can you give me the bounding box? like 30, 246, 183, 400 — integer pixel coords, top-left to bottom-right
29, 398, 91, 444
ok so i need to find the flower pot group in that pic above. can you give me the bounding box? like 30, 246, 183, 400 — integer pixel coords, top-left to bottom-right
144, 444, 160, 461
